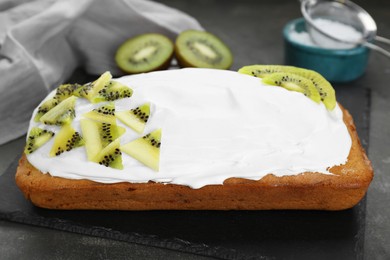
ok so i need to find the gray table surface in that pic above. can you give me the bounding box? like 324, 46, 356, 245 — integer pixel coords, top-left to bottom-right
1, 0, 389, 259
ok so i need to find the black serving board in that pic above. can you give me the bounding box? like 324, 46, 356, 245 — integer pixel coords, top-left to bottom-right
0, 83, 370, 260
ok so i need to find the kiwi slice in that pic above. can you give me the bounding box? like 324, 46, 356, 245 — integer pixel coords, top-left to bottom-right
175, 30, 233, 69
77, 71, 112, 102
80, 119, 125, 161
121, 128, 161, 171
262, 73, 321, 103
115, 33, 174, 74
94, 139, 123, 169
116, 102, 150, 134
49, 124, 84, 157
288, 68, 336, 110
39, 96, 77, 125
238, 65, 297, 78
34, 83, 81, 122
24, 127, 54, 155
91, 80, 133, 103
238, 65, 336, 110
83, 102, 116, 124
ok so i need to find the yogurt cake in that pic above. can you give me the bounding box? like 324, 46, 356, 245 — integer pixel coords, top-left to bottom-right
15, 68, 373, 210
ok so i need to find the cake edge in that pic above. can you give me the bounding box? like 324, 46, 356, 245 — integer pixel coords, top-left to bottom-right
15, 105, 373, 210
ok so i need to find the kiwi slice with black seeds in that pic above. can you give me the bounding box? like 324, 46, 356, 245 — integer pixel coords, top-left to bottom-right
24, 127, 54, 155
94, 139, 123, 169
262, 72, 321, 103
115, 33, 174, 74
121, 128, 161, 171
238, 65, 336, 110
83, 102, 116, 124
238, 65, 297, 78
92, 80, 133, 103
175, 30, 233, 70
39, 96, 77, 126
116, 102, 150, 134
34, 83, 81, 122
78, 71, 112, 102
50, 124, 84, 157
80, 119, 125, 161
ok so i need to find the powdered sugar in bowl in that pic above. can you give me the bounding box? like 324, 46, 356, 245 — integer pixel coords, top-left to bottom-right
283, 18, 369, 83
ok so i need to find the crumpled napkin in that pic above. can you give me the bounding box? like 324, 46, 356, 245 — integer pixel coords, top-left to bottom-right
0, 0, 202, 145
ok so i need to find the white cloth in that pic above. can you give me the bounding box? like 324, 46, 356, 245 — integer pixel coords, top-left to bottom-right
0, 0, 202, 145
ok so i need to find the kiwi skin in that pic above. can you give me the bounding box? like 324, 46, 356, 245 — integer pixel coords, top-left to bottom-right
115, 33, 175, 74
174, 30, 233, 70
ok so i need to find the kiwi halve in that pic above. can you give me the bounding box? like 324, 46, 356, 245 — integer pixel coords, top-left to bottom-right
238, 65, 336, 110
49, 124, 84, 157
39, 96, 77, 126
92, 80, 133, 103
116, 102, 150, 134
175, 30, 233, 70
80, 119, 125, 161
262, 72, 321, 103
115, 33, 174, 74
77, 71, 112, 102
83, 102, 116, 124
121, 128, 161, 171
24, 127, 54, 155
94, 139, 123, 169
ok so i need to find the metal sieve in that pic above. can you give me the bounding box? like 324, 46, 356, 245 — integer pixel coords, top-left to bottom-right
301, 0, 390, 57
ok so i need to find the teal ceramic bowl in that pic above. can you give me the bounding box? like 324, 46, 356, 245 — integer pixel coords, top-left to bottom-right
283, 18, 370, 83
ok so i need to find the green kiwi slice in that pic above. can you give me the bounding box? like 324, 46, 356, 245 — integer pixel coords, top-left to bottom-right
77, 71, 112, 102
80, 119, 125, 161
289, 68, 336, 110
262, 72, 321, 103
116, 102, 150, 134
50, 124, 84, 157
238, 65, 336, 110
175, 30, 233, 70
94, 139, 123, 169
121, 128, 161, 171
24, 127, 54, 155
39, 96, 77, 125
83, 102, 116, 124
115, 33, 174, 74
35, 83, 81, 122
238, 65, 297, 78
91, 80, 133, 103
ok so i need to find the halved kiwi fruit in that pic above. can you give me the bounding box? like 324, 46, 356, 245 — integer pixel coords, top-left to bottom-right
115, 33, 174, 74
238, 65, 336, 110
121, 128, 161, 171
175, 30, 233, 70
24, 127, 55, 155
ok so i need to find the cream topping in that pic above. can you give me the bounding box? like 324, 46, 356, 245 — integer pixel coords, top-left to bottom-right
27, 68, 351, 189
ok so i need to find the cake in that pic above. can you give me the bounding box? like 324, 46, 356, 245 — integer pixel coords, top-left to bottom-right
15, 67, 373, 210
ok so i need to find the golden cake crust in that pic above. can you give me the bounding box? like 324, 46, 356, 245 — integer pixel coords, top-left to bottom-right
15, 105, 373, 210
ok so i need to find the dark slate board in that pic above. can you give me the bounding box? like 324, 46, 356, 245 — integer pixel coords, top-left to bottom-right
0, 83, 370, 260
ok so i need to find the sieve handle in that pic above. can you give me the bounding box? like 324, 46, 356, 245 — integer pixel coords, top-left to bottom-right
364, 41, 390, 59
375, 35, 390, 45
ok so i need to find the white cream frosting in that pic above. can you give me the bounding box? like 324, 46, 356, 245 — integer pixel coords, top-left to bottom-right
27, 68, 351, 189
